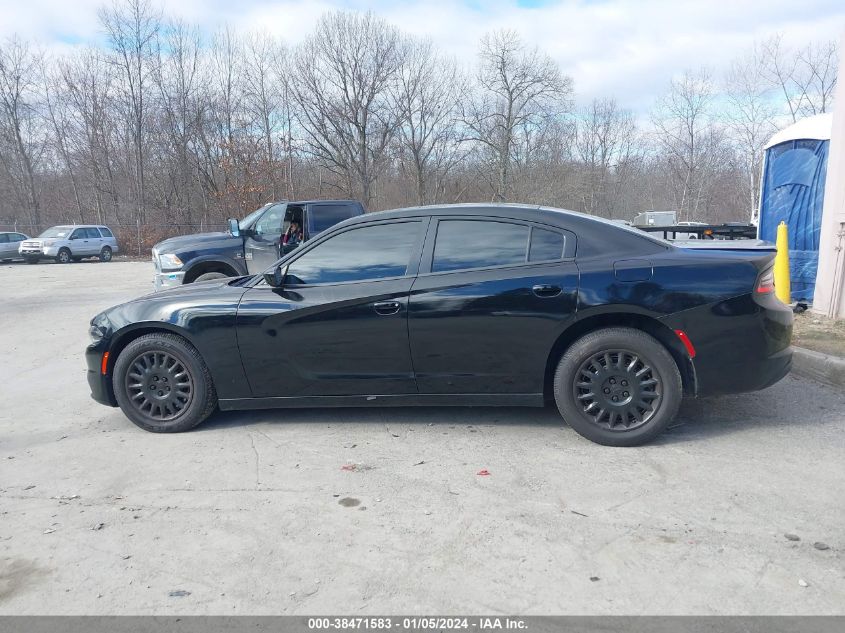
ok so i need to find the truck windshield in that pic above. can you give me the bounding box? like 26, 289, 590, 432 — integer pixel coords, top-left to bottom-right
239, 206, 269, 230
308, 204, 357, 235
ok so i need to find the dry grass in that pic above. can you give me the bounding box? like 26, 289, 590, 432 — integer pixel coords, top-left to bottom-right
792, 311, 845, 357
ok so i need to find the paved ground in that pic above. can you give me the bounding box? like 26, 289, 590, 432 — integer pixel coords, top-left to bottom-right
0, 260, 843, 615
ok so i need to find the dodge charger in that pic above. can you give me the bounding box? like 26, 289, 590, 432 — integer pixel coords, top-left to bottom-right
86, 204, 793, 446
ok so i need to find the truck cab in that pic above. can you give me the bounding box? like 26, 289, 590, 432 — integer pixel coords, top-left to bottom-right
152, 200, 364, 290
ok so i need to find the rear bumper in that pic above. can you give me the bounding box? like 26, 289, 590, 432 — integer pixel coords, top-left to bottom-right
662, 293, 794, 397
85, 343, 117, 407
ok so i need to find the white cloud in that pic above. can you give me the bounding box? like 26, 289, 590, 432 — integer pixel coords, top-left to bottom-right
1, 0, 843, 112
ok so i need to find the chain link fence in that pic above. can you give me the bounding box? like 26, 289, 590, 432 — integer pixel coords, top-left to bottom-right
0, 221, 229, 258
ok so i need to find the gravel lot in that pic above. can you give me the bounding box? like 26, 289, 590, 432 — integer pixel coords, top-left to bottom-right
0, 259, 843, 615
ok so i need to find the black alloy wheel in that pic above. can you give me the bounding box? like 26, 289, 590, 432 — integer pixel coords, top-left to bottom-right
572, 349, 661, 431
113, 333, 217, 432
553, 327, 682, 446
124, 350, 194, 422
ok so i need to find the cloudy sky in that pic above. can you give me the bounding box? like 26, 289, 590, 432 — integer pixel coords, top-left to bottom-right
1, 0, 843, 111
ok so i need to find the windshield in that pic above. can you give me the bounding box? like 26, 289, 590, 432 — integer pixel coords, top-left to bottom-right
39, 226, 72, 238
239, 205, 270, 230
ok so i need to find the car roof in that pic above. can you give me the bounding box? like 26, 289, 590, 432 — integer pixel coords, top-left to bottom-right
335, 203, 672, 254
270, 199, 361, 206
48, 224, 110, 229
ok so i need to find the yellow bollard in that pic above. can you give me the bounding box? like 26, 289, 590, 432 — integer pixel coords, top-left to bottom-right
774, 220, 791, 305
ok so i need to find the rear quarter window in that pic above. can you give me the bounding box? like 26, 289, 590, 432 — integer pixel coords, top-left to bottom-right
99, 227, 113, 238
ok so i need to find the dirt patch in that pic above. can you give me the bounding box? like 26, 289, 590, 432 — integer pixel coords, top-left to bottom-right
792, 312, 845, 358
0, 558, 49, 603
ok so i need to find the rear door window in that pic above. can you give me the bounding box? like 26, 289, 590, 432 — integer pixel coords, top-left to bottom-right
86, 228, 102, 239
0, 234, 8, 243
308, 204, 359, 235
432, 220, 529, 273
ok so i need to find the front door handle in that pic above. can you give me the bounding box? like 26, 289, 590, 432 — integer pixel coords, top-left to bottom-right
532, 284, 562, 297
373, 301, 402, 315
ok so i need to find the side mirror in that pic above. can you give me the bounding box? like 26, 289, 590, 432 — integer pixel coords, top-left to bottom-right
227, 218, 240, 238
263, 264, 286, 288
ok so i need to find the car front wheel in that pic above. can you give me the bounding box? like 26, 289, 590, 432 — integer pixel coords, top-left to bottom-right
553, 327, 682, 446
56, 248, 71, 264
113, 333, 217, 432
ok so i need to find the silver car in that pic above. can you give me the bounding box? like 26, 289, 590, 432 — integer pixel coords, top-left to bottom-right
0, 231, 30, 262
19, 225, 119, 264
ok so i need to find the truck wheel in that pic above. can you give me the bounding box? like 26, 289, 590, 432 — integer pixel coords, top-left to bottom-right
194, 272, 229, 283
113, 333, 217, 433
553, 327, 682, 447
99, 246, 113, 262
56, 248, 72, 264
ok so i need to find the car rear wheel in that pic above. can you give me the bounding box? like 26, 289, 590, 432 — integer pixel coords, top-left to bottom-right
194, 272, 229, 283
99, 246, 112, 262
56, 248, 71, 264
553, 327, 682, 446
113, 333, 217, 433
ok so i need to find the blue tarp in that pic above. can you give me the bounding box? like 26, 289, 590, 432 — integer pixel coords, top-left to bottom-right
759, 138, 828, 302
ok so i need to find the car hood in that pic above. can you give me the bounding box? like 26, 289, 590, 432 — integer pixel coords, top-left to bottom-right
153, 232, 241, 254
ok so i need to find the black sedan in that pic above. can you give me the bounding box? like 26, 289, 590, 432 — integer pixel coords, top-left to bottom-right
86, 204, 793, 446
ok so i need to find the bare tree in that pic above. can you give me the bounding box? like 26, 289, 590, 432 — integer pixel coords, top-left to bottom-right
392, 39, 464, 205
58, 48, 122, 224
761, 34, 838, 122
651, 69, 725, 221
153, 18, 203, 222
243, 31, 287, 201
462, 29, 572, 202
575, 98, 638, 217
725, 45, 778, 219
0, 36, 44, 227
292, 11, 406, 208
99, 0, 161, 223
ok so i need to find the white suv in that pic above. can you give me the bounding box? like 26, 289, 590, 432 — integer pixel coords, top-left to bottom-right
19, 225, 119, 264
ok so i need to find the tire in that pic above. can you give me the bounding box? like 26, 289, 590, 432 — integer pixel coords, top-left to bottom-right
99, 246, 112, 262
194, 272, 229, 283
25, 257, 39, 264
112, 332, 217, 433
56, 248, 72, 264
553, 327, 682, 447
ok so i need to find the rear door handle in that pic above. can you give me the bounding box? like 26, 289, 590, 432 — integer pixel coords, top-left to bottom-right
532, 284, 562, 297
373, 301, 402, 315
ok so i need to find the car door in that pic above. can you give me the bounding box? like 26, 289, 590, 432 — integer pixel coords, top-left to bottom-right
12, 233, 28, 256
68, 228, 91, 255
86, 227, 104, 254
408, 216, 579, 395
0, 233, 11, 258
245, 203, 286, 274
236, 219, 427, 398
